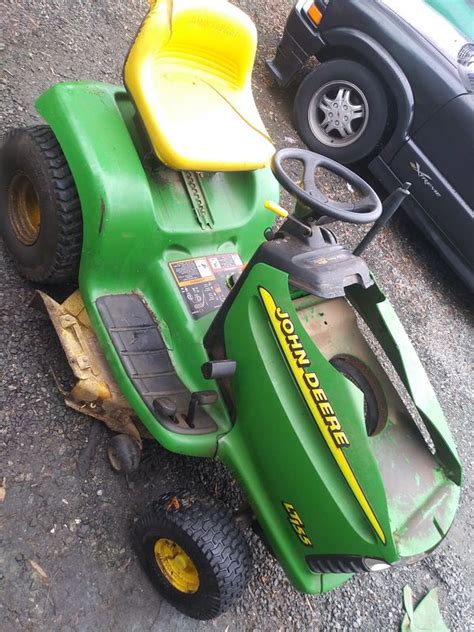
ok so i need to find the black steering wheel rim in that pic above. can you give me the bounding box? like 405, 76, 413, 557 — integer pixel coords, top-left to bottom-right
271, 148, 382, 224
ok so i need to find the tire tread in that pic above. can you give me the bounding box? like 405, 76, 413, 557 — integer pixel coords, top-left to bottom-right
1, 125, 82, 283
134, 491, 251, 619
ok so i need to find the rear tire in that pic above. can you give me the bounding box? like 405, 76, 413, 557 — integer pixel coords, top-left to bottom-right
294, 60, 388, 164
0, 125, 82, 283
134, 491, 252, 620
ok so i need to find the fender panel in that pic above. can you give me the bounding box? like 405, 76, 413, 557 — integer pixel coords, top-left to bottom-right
35, 81, 279, 457
322, 28, 414, 162
218, 263, 396, 593
35, 82, 233, 456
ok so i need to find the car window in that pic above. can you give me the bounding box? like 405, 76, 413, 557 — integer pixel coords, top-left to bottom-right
380, 0, 471, 64
426, 0, 474, 41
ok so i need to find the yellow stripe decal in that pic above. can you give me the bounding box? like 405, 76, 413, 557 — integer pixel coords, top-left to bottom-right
259, 286, 386, 544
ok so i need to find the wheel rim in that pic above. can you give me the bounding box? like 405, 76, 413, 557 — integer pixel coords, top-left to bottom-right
308, 80, 369, 148
154, 538, 200, 594
8, 173, 42, 245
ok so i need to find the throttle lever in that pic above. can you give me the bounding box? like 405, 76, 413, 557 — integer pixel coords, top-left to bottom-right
264, 200, 312, 236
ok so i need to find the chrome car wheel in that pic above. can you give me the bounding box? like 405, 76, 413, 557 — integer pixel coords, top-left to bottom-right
308, 80, 369, 148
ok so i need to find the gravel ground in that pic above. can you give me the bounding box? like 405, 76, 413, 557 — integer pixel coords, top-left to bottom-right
0, 1, 473, 631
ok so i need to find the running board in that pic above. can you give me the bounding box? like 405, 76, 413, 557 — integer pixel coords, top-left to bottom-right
96, 294, 218, 435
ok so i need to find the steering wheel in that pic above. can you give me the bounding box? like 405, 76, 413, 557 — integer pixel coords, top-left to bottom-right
272, 148, 382, 224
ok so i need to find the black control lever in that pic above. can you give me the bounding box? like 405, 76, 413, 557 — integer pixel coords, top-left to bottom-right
153, 397, 177, 420
186, 390, 218, 428
201, 360, 236, 380
353, 183, 411, 257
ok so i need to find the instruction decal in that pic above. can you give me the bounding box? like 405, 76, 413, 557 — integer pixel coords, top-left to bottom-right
169, 253, 244, 319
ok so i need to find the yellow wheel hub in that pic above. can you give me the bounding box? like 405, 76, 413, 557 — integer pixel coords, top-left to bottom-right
8, 173, 41, 245
154, 538, 200, 594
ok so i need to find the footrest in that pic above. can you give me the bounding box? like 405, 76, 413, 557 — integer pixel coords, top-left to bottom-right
96, 294, 217, 434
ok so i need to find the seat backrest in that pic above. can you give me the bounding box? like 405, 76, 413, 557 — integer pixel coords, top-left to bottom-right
125, 0, 257, 91
123, 0, 274, 171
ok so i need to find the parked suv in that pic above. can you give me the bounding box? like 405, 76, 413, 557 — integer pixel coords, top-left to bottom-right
268, 0, 474, 289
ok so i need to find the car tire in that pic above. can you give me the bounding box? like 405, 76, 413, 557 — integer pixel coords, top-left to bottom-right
134, 491, 252, 620
294, 59, 388, 164
0, 126, 82, 283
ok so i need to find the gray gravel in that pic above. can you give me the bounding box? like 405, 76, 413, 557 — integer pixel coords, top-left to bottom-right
0, 1, 473, 631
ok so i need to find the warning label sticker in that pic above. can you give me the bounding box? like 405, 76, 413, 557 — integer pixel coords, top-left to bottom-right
169, 253, 244, 319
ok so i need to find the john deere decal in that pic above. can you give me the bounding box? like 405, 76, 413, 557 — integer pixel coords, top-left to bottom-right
259, 286, 386, 545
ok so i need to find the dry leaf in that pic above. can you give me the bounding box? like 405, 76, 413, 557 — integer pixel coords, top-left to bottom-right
0, 478, 5, 503
166, 496, 180, 510
29, 559, 48, 580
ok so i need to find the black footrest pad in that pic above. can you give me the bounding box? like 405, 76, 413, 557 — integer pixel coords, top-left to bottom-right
96, 294, 217, 434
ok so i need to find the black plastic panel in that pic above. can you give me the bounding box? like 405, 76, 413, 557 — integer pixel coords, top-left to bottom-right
307, 554, 369, 574
96, 294, 217, 434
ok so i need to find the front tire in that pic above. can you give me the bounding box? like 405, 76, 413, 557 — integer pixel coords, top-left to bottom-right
0, 125, 82, 283
134, 492, 252, 620
294, 59, 388, 164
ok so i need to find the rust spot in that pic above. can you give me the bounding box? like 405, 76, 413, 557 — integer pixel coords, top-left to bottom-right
166, 496, 180, 511
98, 198, 106, 234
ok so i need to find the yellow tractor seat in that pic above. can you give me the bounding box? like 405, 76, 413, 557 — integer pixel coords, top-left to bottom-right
124, 0, 275, 172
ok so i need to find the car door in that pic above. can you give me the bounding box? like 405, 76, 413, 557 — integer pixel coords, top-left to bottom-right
390, 93, 474, 268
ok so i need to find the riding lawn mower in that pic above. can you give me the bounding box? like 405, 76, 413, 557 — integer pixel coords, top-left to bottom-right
0, 0, 461, 620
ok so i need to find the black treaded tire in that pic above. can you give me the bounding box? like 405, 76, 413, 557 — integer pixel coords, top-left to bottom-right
294, 59, 389, 164
107, 434, 141, 474
0, 125, 82, 283
134, 491, 252, 620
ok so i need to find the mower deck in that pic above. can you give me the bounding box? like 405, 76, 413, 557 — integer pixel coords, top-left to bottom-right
34, 290, 142, 443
